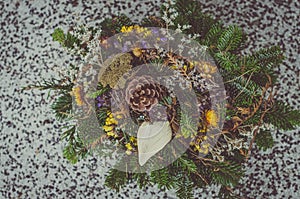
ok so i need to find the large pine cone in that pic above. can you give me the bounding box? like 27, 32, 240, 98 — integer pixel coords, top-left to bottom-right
125, 76, 163, 112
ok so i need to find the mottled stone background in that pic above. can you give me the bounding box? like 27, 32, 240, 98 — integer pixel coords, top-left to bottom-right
0, 0, 299, 198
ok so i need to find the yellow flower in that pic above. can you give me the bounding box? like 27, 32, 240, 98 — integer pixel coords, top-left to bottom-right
130, 136, 137, 146
189, 61, 195, 69
183, 65, 188, 71
134, 25, 143, 33
72, 86, 84, 106
105, 117, 118, 125
198, 147, 209, 154
103, 125, 114, 132
121, 25, 134, 33
129, 136, 136, 142
125, 150, 132, 155
195, 144, 201, 151
125, 143, 133, 151
116, 114, 123, 119
133, 48, 142, 57
107, 131, 117, 138
205, 110, 218, 127
171, 65, 178, 70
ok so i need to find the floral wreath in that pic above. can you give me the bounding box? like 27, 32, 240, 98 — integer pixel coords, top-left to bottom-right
26, 0, 300, 198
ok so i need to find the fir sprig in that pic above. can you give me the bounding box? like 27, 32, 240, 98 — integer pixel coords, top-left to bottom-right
210, 161, 244, 187
255, 130, 274, 151
264, 101, 300, 130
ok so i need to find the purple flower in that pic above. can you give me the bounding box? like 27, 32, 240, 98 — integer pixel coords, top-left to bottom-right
160, 37, 168, 42
96, 96, 105, 108
141, 40, 148, 49
122, 45, 128, 52
152, 28, 159, 35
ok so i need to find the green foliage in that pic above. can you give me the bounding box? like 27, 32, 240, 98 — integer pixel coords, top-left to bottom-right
216, 25, 244, 52
218, 185, 240, 199
214, 51, 239, 71
251, 46, 284, 70
23, 77, 74, 121
175, 174, 194, 199
177, 156, 197, 174
62, 126, 88, 164
226, 76, 262, 106
51, 92, 72, 121
52, 28, 80, 50
173, 0, 217, 39
52, 28, 65, 44
249, 46, 284, 84
255, 130, 274, 151
171, 156, 202, 198
101, 14, 133, 36
180, 113, 198, 138
210, 161, 244, 187
131, 173, 151, 189
105, 169, 129, 192
150, 167, 176, 190
24, 77, 74, 92
264, 101, 300, 130
203, 22, 223, 48
96, 107, 110, 126
89, 84, 110, 99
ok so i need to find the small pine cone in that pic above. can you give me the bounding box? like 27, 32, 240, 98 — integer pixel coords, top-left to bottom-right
125, 76, 163, 112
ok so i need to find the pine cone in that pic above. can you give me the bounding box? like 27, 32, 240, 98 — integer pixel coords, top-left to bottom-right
125, 76, 162, 112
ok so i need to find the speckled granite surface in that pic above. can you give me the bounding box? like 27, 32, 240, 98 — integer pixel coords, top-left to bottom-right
0, 0, 299, 198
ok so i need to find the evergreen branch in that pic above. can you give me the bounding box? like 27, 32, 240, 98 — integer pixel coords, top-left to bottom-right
263, 100, 300, 130
132, 173, 151, 189
217, 25, 243, 52
150, 167, 176, 190
231, 76, 270, 132
105, 169, 129, 192
210, 161, 244, 187
250, 46, 284, 69
62, 125, 88, 164
214, 51, 239, 72
173, 0, 217, 39
175, 174, 194, 199
255, 130, 274, 151
51, 92, 73, 121
218, 185, 241, 199
23, 77, 74, 92
203, 22, 223, 49
227, 75, 262, 106
248, 46, 284, 84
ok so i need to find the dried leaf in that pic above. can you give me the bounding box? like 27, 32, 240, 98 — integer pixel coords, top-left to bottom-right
137, 121, 172, 166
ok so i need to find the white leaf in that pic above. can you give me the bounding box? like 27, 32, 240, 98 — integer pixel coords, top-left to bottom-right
137, 121, 172, 166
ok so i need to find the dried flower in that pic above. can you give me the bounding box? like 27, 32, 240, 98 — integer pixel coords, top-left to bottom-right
205, 110, 218, 127
72, 86, 85, 106
98, 53, 133, 88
